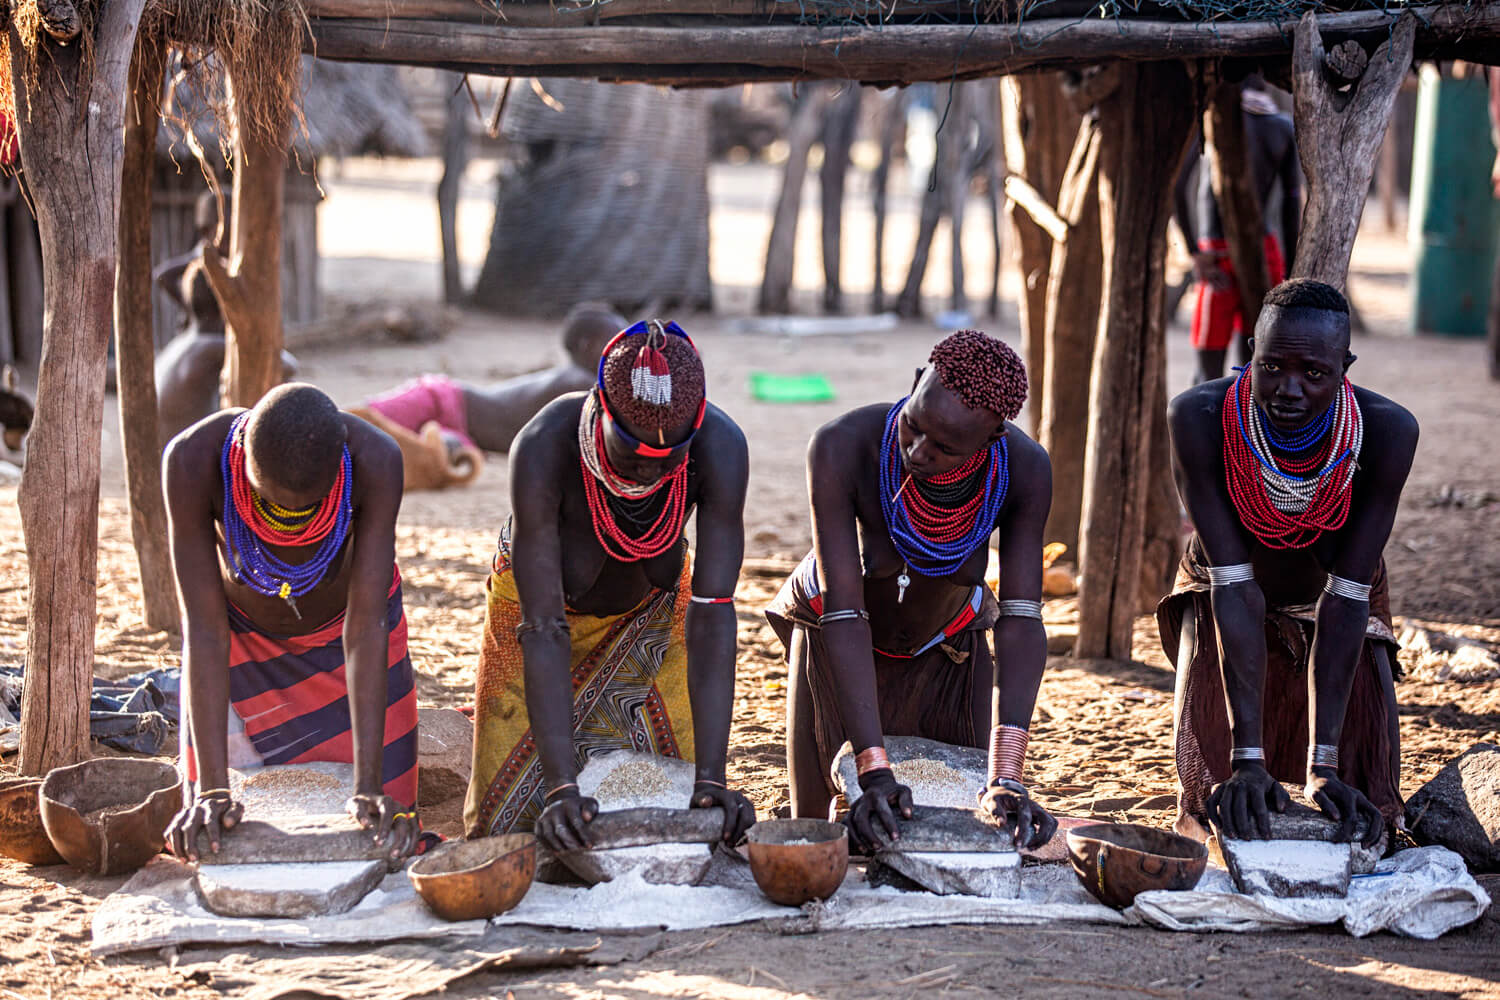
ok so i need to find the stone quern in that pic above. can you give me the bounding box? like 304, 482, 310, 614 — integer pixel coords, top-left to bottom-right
836, 737, 1020, 898
417, 708, 473, 808
1220, 838, 1353, 898
194, 859, 388, 918
1405, 743, 1500, 873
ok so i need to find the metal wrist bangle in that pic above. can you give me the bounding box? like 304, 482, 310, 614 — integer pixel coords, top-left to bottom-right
1230, 746, 1266, 765
544, 782, 580, 802
1308, 744, 1339, 770
988, 777, 1029, 798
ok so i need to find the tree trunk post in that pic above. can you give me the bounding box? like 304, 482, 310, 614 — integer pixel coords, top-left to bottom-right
12, 0, 149, 774
869, 90, 906, 313
1075, 61, 1197, 660
1000, 73, 1079, 438
1205, 75, 1270, 355
1290, 12, 1416, 290
205, 47, 299, 408
1038, 113, 1104, 559
439, 71, 470, 304
818, 84, 860, 314
758, 85, 830, 315
115, 28, 177, 633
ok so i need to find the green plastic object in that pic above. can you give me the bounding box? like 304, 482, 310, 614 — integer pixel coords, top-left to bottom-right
1409, 66, 1500, 337
748, 372, 836, 403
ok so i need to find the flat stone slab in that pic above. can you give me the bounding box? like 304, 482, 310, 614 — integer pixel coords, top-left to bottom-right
194, 859, 387, 918
1209, 791, 1384, 875
1221, 838, 1353, 899
542, 751, 711, 886
833, 736, 987, 811
872, 849, 1022, 898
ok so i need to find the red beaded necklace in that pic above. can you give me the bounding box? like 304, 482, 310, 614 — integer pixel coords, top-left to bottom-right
579, 406, 689, 562
227, 428, 346, 546
890, 446, 992, 545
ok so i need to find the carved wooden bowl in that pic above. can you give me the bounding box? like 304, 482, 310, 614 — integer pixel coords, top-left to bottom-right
408, 833, 537, 921
1066, 822, 1207, 909
0, 776, 64, 865
39, 758, 183, 875
745, 818, 849, 906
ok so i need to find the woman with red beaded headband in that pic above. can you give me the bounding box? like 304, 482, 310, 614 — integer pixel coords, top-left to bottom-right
464, 319, 757, 852
766, 330, 1058, 852
1163, 278, 1415, 850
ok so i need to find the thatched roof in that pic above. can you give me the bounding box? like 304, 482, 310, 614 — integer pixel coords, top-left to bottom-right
158, 56, 429, 164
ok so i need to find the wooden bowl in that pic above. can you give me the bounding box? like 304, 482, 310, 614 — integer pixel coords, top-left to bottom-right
745, 818, 849, 906
408, 833, 536, 921
0, 777, 64, 865
1066, 822, 1207, 909
39, 759, 183, 875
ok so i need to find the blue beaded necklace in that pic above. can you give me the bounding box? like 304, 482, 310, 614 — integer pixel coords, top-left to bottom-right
878, 397, 1008, 590
220, 412, 354, 618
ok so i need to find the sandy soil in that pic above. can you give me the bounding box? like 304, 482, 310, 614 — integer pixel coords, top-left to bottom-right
1, 156, 1498, 999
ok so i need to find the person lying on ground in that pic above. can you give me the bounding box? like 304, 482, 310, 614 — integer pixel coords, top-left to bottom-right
1161, 278, 1417, 849
155, 259, 298, 447
766, 330, 1057, 851
162, 383, 420, 862
356, 301, 625, 457
464, 320, 756, 852
1173, 75, 1300, 385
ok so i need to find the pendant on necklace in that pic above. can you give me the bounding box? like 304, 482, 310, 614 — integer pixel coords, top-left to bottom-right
897, 566, 911, 603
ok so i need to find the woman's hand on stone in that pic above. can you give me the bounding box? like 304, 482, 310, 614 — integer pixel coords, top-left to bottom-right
690, 781, 757, 846
166, 791, 243, 862
1305, 770, 1383, 848
845, 768, 913, 851
536, 790, 598, 852
347, 793, 420, 861
979, 779, 1057, 850
1207, 762, 1289, 839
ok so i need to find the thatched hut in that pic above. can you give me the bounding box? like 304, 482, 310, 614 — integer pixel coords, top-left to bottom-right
152, 56, 428, 345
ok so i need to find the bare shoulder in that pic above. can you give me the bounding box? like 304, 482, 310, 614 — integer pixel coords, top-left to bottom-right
693, 402, 748, 466
1167, 378, 1230, 450
1353, 384, 1419, 467
809, 402, 888, 463
1001, 422, 1050, 478
343, 410, 402, 490
509, 391, 587, 473
163, 410, 237, 489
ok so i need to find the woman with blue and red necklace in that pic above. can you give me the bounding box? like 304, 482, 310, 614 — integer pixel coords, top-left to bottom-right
1163, 278, 1417, 850
767, 330, 1057, 851
161, 384, 419, 864
464, 320, 757, 853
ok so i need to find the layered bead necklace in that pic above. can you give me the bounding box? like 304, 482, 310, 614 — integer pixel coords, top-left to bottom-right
221, 412, 354, 616
1222, 368, 1362, 550
577, 390, 689, 562
879, 397, 1008, 600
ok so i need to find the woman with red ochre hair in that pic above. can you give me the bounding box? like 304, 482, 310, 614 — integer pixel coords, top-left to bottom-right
464, 320, 757, 852
767, 330, 1059, 852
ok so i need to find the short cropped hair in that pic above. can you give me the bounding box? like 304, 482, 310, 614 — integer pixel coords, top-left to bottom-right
244, 383, 347, 494
1263, 278, 1349, 314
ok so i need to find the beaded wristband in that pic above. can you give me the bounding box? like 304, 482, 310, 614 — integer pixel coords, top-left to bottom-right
544, 782, 580, 802
988, 724, 1029, 784
995, 600, 1043, 620
1323, 575, 1372, 601
819, 608, 870, 625
1207, 563, 1255, 587
196, 787, 232, 800
690, 595, 735, 605
855, 746, 891, 776
1308, 744, 1339, 770
1230, 746, 1266, 765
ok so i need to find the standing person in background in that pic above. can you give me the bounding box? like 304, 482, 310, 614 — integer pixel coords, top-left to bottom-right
1174, 76, 1301, 385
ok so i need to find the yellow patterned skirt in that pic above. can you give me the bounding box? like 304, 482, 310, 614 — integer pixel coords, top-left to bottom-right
463, 549, 696, 838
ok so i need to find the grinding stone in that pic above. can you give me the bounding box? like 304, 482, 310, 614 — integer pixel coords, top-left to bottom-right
872, 849, 1022, 898
194, 859, 388, 918
1221, 838, 1353, 899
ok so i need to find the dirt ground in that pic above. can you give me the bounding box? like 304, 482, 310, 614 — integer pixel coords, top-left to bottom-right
2, 155, 1499, 998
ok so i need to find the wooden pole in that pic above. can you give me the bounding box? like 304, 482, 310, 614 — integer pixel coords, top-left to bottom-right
1001, 73, 1080, 439
1075, 61, 1197, 661
202, 45, 299, 408
115, 29, 178, 633
12, 0, 149, 774
1038, 111, 1104, 560
1290, 12, 1417, 290
438, 71, 470, 304
1205, 75, 1270, 356
301, 6, 1500, 83
758, 86, 831, 315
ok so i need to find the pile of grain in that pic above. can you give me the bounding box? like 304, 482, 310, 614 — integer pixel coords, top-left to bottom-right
594, 760, 672, 805
237, 767, 346, 817
83, 802, 139, 823
892, 758, 980, 811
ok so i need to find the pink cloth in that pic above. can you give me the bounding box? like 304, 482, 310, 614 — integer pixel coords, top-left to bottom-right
365, 375, 474, 449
